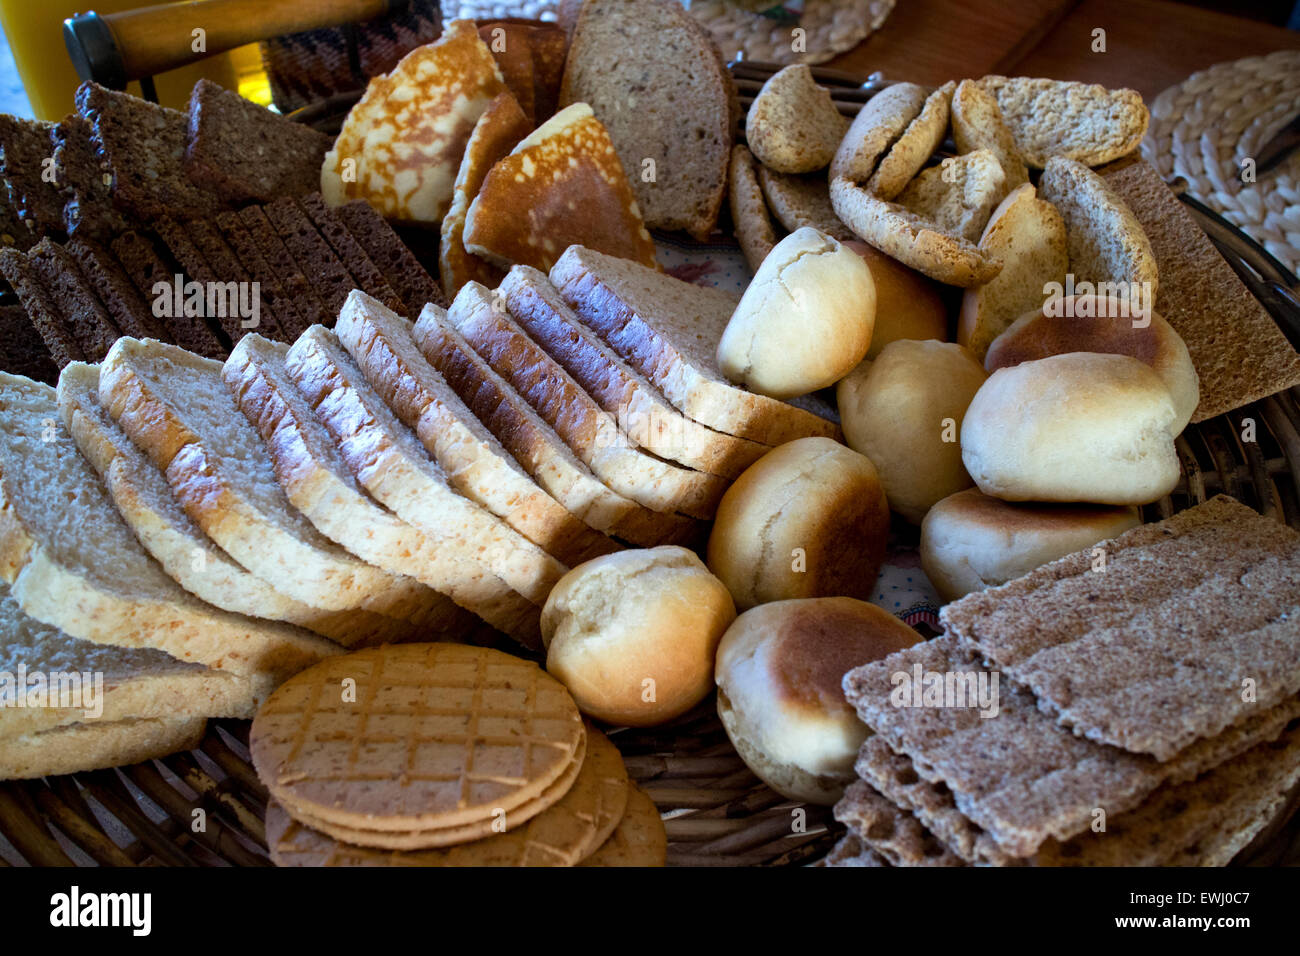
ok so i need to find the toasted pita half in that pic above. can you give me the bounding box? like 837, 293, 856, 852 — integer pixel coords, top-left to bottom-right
951, 79, 1028, 196
868, 81, 954, 200
896, 149, 1006, 243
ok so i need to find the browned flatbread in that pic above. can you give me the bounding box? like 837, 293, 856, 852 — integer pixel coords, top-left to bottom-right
1101, 159, 1300, 421
942, 496, 1300, 761
842, 633, 1300, 857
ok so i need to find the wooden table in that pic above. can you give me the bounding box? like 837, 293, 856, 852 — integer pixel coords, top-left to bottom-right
831, 0, 1300, 101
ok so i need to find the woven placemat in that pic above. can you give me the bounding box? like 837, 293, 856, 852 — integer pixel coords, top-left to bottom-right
1143, 50, 1300, 276
687, 0, 894, 64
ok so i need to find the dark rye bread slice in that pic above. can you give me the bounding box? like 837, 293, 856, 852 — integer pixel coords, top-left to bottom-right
550, 245, 841, 445
0, 248, 83, 367
65, 238, 170, 341
1101, 159, 1300, 421
76, 83, 225, 222
220, 209, 321, 337
942, 495, 1300, 761
842, 632, 1300, 858
0, 115, 62, 238
335, 199, 447, 314
560, 0, 736, 239
413, 297, 702, 548
186, 219, 288, 341
110, 231, 225, 359
0, 305, 58, 384
25, 239, 120, 361
297, 194, 406, 315
152, 218, 242, 347
183, 78, 332, 204
52, 113, 139, 242
262, 198, 356, 319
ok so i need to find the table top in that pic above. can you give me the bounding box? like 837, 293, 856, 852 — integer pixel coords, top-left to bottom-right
831, 0, 1300, 101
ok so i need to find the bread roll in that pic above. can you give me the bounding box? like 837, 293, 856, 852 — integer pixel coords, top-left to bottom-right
836, 339, 987, 523
717, 227, 875, 398
984, 294, 1199, 431
844, 241, 948, 358
542, 546, 736, 726
920, 488, 1142, 603
715, 597, 922, 805
961, 352, 1180, 504
707, 437, 889, 610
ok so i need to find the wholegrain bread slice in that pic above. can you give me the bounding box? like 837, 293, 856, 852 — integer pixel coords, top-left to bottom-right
154, 218, 260, 347
0, 371, 338, 677
756, 166, 854, 242
284, 323, 566, 616
550, 245, 841, 445
744, 64, 849, 174
895, 148, 1007, 243
560, 0, 735, 239
413, 296, 702, 548
186, 219, 290, 341
262, 197, 358, 318
334, 290, 619, 565
452, 281, 728, 519
942, 495, 1300, 761
25, 239, 122, 362
728, 145, 778, 272
110, 231, 226, 359
297, 194, 406, 316
866, 81, 955, 200
335, 199, 447, 315
232, 206, 331, 331
59, 362, 437, 648
52, 112, 140, 242
828, 177, 1003, 287
210, 213, 312, 339
950, 79, 1028, 195
830, 81, 929, 184
958, 182, 1068, 360
64, 237, 171, 342
842, 632, 1300, 858
98, 337, 432, 623
977, 75, 1149, 168
224, 333, 533, 643
0, 715, 206, 780
0, 248, 84, 368
501, 265, 768, 478
0, 305, 57, 384
0, 115, 61, 238
0, 579, 270, 737
1038, 156, 1159, 303
1101, 159, 1300, 421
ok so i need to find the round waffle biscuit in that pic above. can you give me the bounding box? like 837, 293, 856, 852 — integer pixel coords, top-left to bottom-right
250, 643, 585, 833
267, 728, 630, 865
578, 783, 667, 867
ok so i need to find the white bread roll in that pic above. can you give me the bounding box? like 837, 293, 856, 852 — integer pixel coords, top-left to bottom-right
706, 437, 889, 610
715, 597, 921, 805
962, 352, 1180, 504
541, 546, 735, 727
920, 488, 1142, 603
984, 294, 1199, 431
717, 227, 875, 398
843, 241, 949, 358
836, 339, 987, 523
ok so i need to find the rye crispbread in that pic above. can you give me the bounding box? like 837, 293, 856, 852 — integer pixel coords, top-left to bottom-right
833, 779, 966, 867
942, 495, 1300, 760
818, 832, 891, 867
842, 633, 1300, 857
729, 145, 778, 272
1100, 158, 1300, 421
756, 166, 854, 242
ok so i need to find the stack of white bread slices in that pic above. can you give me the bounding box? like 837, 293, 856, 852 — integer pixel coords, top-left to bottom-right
0, 244, 839, 778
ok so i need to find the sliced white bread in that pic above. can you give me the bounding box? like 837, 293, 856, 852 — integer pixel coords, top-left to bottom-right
0, 371, 339, 677
225, 333, 533, 644
333, 292, 620, 566
412, 295, 703, 548
549, 246, 842, 446
0, 715, 206, 780
500, 266, 770, 479
284, 325, 567, 637
97, 338, 432, 623
0, 580, 270, 736
58, 362, 434, 648
958, 183, 1068, 361
450, 283, 729, 519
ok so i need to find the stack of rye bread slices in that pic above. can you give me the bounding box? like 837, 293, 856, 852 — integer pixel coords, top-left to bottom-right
0, 238, 839, 778
826, 496, 1300, 867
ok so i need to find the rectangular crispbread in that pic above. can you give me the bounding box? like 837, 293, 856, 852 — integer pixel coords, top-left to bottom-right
833, 779, 966, 867
1100, 158, 1300, 421
941, 495, 1300, 760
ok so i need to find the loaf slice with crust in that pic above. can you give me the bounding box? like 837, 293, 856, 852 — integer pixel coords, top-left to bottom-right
225, 333, 533, 644
500, 266, 768, 479
550, 246, 842, 445
284, 323, 566, 641
414, 292, 701, 547
59, 361, 441, 647
25, 239, 122, 361
0, 248, 84, 368
335, 199, 447, 314
297, 194, 407, 316
0, 715, 208, 780
97, 337, 432, 624
0, 371, 338, 677
64, 237, 171, 342
110, 231, 226, 359
334, 291, 619, 565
